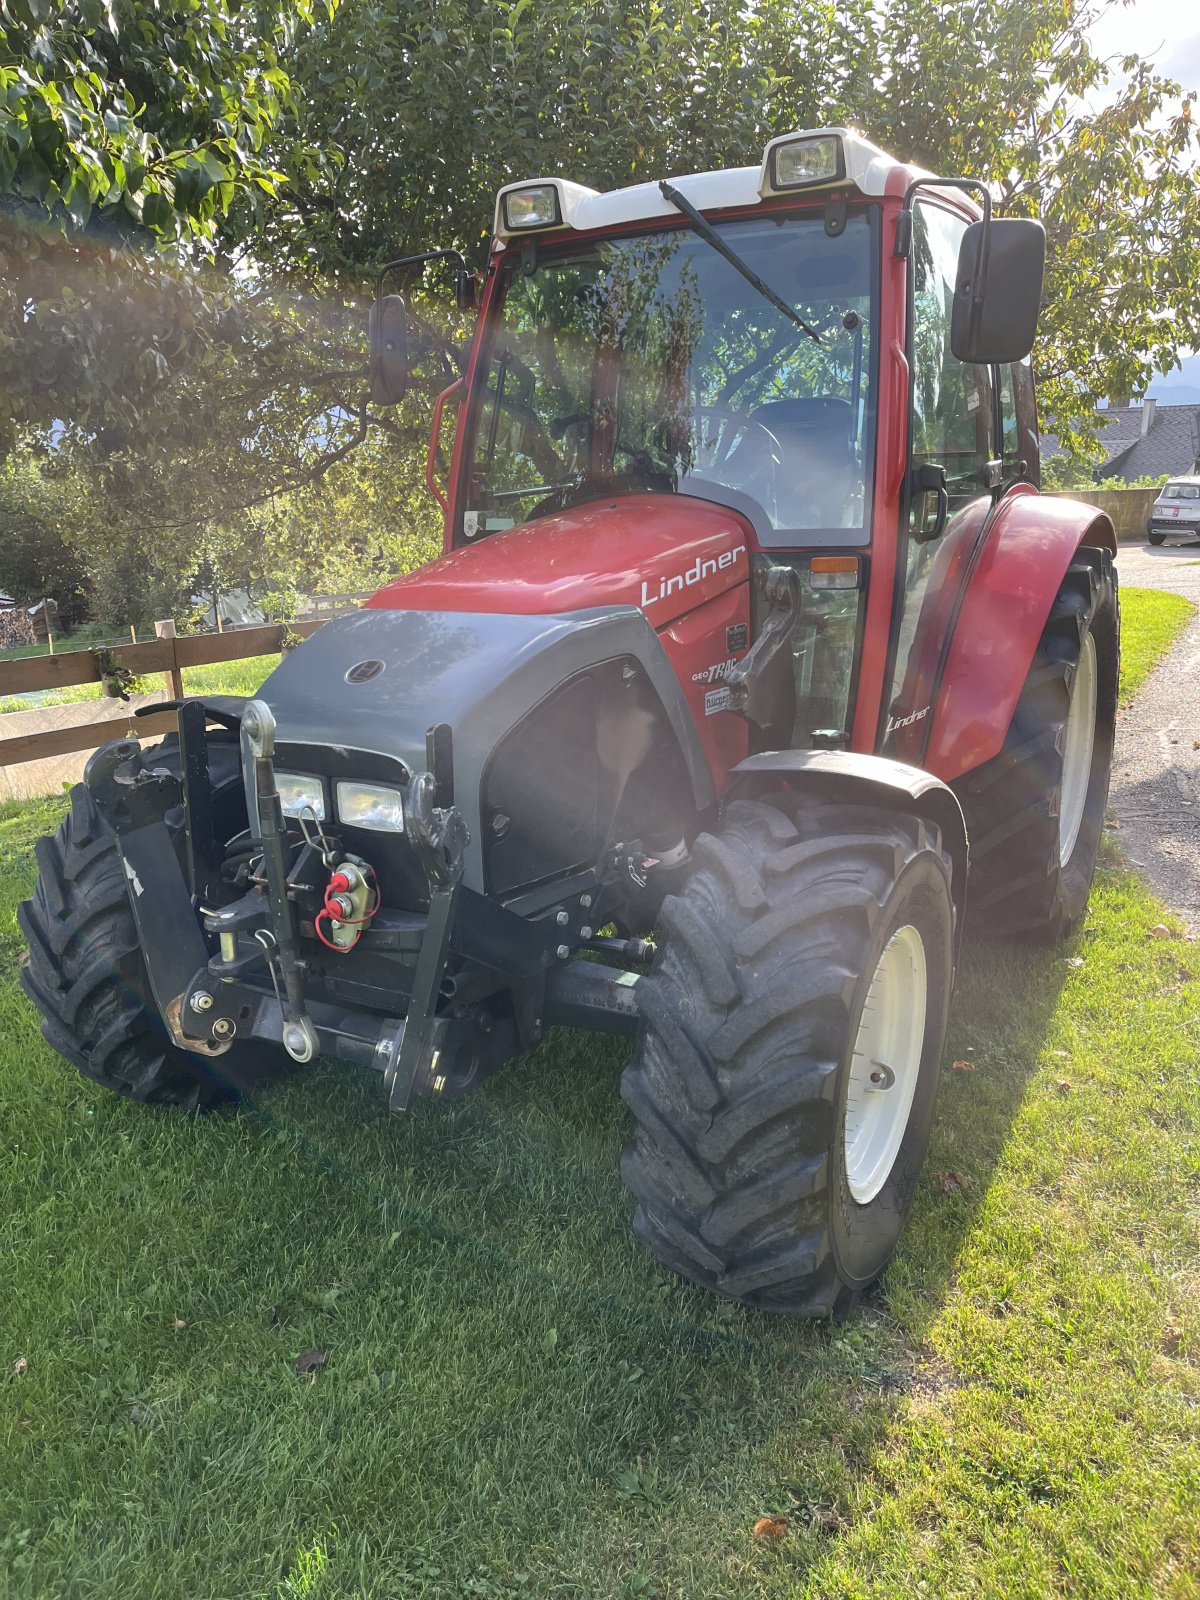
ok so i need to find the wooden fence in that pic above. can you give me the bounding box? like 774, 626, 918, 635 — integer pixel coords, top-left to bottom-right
0, 620, 325, 770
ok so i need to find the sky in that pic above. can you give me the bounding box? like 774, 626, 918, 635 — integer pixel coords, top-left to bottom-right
1086, 0, 1200, 98
1086, 2, 1199, 395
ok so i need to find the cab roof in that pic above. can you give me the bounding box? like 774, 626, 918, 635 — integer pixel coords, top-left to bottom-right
493, 128, 931, 243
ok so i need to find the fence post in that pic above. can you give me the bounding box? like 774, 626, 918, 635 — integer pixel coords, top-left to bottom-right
154, 619, 185, 700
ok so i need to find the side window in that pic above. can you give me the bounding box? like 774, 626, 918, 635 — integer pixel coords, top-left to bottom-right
1002, 356, 1039, 483
883, 201, 996, 758
909, 203, 994, 508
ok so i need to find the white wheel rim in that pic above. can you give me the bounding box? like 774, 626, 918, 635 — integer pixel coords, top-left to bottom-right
1059, 630, 1097, 866
843, 924, 927, 1205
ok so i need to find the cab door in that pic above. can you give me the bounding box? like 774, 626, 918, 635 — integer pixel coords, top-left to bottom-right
882, 199, 997, 763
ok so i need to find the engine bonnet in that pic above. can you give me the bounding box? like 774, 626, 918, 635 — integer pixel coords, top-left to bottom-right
366, 494, 753, 629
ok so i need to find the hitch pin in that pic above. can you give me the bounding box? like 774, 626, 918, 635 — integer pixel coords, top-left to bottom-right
298, 805, 338, 868
254, 929, 285, 1017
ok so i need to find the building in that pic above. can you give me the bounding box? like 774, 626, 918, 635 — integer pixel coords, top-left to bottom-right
1043, 399, 1200, 482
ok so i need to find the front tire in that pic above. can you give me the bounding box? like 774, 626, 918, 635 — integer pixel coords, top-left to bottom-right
620, 797, 955, 1317
19, 739, 268, 1110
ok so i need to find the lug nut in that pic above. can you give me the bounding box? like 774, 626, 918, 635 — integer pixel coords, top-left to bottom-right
580, 894, 592, 909
190, 991, 214, 1013
556, 944, 570, 960
580, 926, 593, 940
556, 910, 569, 927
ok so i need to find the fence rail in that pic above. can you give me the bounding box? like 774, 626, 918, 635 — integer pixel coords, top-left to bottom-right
0, 620, 326, 770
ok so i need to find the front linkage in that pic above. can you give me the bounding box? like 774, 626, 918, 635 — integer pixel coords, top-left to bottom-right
84, 700, 645, 1111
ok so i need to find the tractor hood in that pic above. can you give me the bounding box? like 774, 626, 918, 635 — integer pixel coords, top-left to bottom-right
366, 494, 753, 629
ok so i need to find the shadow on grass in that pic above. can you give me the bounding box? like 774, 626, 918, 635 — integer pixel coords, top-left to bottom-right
191, 931, 1072, 1595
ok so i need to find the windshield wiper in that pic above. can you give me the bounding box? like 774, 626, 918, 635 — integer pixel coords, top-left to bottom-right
658, 181, 820, 345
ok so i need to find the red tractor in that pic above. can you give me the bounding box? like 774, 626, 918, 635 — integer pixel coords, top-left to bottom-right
21, 129, 1118, 1317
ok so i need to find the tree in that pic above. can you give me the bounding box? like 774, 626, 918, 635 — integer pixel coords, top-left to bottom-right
863, 0, 1200, 455
260, 0, 1197, 454
5, 0, 1197, 575
0, 454, 89, 616
0, 0, 332, 451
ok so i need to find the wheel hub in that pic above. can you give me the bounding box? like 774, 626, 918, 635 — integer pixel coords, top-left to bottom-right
1059, 630, 1098, 867
843, 924, 927, 1204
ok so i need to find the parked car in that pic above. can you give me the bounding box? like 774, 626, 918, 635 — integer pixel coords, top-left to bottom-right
1147, 476, 1200, 544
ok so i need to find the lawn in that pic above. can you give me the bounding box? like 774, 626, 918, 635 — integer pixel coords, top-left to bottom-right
1118, 588, 1194, 704
0, 655, 282, 716
1, 593, 1198, 1600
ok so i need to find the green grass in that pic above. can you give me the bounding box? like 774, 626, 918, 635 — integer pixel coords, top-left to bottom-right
0, 655, 280, 716
1119, 587, 1193, 703
2, 607, 1199, 1599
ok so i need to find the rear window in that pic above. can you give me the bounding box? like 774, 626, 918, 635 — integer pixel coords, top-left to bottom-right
1162, 483, 1200, 499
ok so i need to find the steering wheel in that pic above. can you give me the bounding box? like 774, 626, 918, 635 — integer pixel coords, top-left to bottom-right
690, 405, 784, 506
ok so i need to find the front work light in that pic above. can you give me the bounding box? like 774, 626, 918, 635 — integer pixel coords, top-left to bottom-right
275, 772, 327, 822
770, 134, 844, 190
336, 780, 406, 833
502, 183, 563, 231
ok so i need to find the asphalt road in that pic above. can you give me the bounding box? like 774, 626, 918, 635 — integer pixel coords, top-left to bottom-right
1111, 541, 1200, 936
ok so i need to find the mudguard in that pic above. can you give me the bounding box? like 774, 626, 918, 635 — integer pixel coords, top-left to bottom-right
727, 748, 969, 953
890, 487, 1117, 780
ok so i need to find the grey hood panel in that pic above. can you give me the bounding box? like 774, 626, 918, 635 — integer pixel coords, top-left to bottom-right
257, 604, 714, 890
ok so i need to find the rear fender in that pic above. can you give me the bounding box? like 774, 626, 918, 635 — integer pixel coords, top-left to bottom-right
920, 492, 1116, 780
727, 748, 968, 958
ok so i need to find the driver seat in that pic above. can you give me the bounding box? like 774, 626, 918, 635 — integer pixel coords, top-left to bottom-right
750, 397, 855, 527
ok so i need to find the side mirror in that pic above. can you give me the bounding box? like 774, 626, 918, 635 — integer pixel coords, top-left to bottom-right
369, 293, 409, 405
951, 218, 1046, 365
455, 266, 477, 312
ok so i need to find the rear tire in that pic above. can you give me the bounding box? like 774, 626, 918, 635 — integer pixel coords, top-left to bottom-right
19, 740, 267, 1110
1148, 532, 1165, 546
957, 548, 1118, 942
620, 797, 955, 1318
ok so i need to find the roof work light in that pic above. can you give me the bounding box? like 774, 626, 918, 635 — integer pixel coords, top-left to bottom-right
501, 183, 563, 232
766, 133, 844, 191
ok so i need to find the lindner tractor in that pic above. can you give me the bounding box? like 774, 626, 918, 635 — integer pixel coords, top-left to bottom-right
20, 129, 1118, 1317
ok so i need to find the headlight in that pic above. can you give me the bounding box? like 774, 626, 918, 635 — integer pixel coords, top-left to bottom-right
502, 183, 563, 231
769, 133, 843, 189
275, 772, 327, 821
336, 780, 406, 833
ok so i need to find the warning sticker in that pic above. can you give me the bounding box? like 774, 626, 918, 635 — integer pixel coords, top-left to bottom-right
705, 686, 732, 716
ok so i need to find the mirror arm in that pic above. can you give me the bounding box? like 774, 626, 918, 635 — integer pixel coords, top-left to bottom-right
375, 248, 471, 299
895, 176, 995, 349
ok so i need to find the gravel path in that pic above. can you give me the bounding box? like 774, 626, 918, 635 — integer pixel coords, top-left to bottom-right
1110, 542, 1200, 936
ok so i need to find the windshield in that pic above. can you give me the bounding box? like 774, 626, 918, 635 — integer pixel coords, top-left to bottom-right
463, 210, 877, 548
1162, 482, 1200, 500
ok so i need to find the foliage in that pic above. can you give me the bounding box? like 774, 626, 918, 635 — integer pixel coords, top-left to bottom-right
0, 454, 89, 614
862, 0, 1199, 450
92, 645, 145, 699
2, 0, 1198, 603
0, 0, 333, 452
1042, 453, 1170, 491
249, 0, 1200, 452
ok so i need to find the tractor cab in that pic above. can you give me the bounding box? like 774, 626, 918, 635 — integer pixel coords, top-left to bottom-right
374, 128, 1047, 776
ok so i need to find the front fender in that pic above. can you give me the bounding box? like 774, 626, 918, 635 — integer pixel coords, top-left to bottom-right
727, 748, 968, 957
923, 490, 1116, 780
